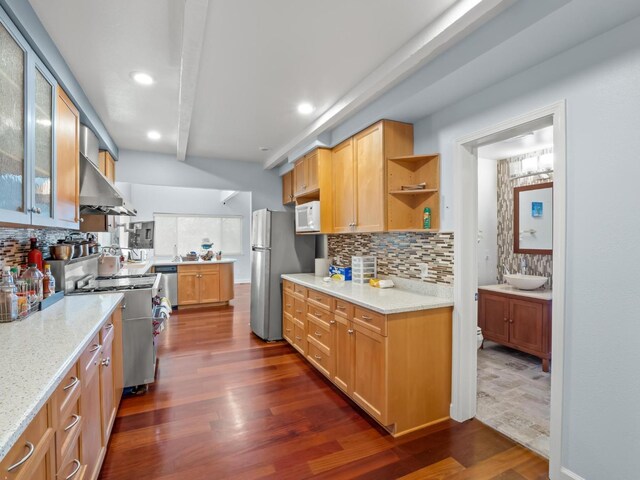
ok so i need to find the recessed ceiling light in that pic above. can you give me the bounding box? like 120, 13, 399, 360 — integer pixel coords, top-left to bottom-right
297, 102, 314, 115
147, 130, 161, 141
259, 146, 270, 152
131, 72, 154, 85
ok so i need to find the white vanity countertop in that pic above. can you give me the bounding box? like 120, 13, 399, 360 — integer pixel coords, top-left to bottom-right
0, 293, 124, 462
119, 256, 237, 275
479, 283, 553, 301
281, 273, 453, 314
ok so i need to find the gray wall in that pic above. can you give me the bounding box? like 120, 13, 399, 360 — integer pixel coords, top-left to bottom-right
116, 150, 283, 213
413, 16, 640, 479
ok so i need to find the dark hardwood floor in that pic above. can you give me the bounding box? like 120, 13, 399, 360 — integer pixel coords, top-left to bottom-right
99, 284, 548, 480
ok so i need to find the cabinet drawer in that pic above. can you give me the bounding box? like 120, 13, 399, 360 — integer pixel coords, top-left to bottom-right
80, 333, 101, 383
0, 403, 51, 479
293, 283, 307, 299
56, 399, 81, 466
353, 306, 387, 336
57, 433, 84, 480
293, 322, 306, 355
283, 313, 294, 344
293, 298, 306, 322
307, 315, 331, 353
306, 303, 331, 328
283, 280, 295, 294
307, 341, 331, 378
334, 299, 353, 319
100, 319, 115, 345
307, 289, 332, 311
198, 264, 220, 273
54, 362, 80, 422
283, 293, 294, 316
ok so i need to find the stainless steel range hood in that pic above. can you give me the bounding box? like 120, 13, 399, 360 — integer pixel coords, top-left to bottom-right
78, 126, 137, 216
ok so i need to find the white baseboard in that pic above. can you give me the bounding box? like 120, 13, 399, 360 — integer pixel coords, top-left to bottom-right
235, 279, 250, 284
559, 467, 586, 480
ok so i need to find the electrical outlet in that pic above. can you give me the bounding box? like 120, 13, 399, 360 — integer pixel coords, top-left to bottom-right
417, 263, 429, 279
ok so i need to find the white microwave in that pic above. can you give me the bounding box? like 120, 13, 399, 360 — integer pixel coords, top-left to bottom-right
295, 201, 321, 232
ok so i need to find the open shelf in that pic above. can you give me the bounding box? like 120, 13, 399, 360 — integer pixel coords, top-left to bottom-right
387, 154, 440, 231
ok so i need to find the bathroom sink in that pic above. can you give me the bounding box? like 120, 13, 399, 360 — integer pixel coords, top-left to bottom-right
504, 274, 548, 290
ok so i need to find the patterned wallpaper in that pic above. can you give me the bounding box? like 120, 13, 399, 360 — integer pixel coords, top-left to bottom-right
0, 226, 78, 268
497, 149, 553, 286
328, 232, 454, 285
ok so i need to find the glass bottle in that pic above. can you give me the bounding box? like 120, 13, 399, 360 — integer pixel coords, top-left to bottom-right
0, 266, 18, 322
21, 263, 44, 302
43, 263, 55, 298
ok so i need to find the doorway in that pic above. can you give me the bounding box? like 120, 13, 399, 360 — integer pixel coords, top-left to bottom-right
451, 102, 566, 478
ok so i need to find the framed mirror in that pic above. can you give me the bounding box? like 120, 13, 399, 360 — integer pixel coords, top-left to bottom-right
514, 182, 553, 254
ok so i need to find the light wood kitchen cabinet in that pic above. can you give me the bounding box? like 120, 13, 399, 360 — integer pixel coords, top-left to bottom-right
177, 263, 234, 307
293, 150, 320, 197
55, 85, 80, 228
99, 330, 115, 443
282, 170, 294, 205
99, 151, 116, 184
282, 279, 452, 436
478, 289, 552, 372
81, 361, 102, 480
111, 307, 124, 406
331, 120, 413, 233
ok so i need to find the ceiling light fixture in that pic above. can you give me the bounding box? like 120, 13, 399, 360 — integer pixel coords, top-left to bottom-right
131, 72, 154, 85
147, 130, 161, 141
259, 147, 270, 152
297, 102, 314, 115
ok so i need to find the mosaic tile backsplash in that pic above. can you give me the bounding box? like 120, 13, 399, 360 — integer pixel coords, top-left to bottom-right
328, 232, 454, 285
497, 149, 553, 286
0, 227, 78, 267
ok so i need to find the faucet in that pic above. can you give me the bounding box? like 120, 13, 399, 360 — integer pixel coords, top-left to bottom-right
520, 258, 527, 275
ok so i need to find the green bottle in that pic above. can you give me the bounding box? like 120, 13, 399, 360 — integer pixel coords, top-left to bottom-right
423, 207, 431, 229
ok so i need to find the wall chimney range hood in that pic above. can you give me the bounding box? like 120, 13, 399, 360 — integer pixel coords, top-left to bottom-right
78, 125, 137, 216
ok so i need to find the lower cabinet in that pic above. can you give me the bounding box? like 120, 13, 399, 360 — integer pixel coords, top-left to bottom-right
478, 288, 551, 372
282, 280, 453, 436
177, 263, 234, 307
478, 289, 552, 371
1, 302, 124, 480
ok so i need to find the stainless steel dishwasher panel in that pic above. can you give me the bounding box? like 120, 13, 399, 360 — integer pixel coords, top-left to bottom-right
154, 265, 178, 307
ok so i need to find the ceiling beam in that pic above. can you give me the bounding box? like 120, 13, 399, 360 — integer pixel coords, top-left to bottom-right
177, 0, 209, 161
263, 0, 514, 170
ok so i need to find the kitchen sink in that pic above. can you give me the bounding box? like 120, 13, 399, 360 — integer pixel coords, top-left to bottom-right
504, 274, 548, 290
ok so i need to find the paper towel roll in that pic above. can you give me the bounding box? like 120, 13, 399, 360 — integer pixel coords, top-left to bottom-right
315, 258, 332, 277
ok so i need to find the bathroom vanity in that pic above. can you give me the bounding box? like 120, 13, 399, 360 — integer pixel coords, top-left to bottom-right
478, 285, 552, 372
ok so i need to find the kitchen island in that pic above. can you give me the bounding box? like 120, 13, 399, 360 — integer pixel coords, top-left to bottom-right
0, 293, 124, 479
281, 274, 453, 437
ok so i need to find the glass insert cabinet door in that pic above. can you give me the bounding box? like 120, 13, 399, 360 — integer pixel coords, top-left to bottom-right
0, 19, 29, 223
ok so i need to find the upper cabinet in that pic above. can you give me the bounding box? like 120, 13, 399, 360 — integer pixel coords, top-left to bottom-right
0, 11, 80, 229
99, 150, 116, 184
282, 170, 294, 205
332, 120, 413, 233
293, 150, 320, 197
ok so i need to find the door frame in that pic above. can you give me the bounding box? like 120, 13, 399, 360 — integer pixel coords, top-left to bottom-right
451, 101, 567, 479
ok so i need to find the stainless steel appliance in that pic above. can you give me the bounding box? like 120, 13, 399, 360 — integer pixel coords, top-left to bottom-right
62, 256, 165, 389
295, 201, 321, 232
250, 209, 315, 341
154, 265, 177, 307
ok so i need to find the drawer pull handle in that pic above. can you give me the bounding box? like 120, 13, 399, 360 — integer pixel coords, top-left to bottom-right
64, 414, 80, 432
285, 328, 291, 332
63, 376, 79, 391
7, 442, 34, 472
315, 311, 322, 317
89, 343, 100, 353
329, 320, 336, 325
295, 336, 302, 340
105, 323, 113, 330
336, 305, 345, 310
315, 297, 322, 301
314, 354, 322, 360
296, 310, 302, 314
361, 315, 372, 320
347, 329, 354, 334
101, 357, 111, 367
314, 331, 322, 337
286, 304, 291, 308
65, 459, 81, 480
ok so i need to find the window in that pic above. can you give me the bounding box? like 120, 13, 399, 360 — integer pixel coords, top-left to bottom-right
154, 214, 244, 256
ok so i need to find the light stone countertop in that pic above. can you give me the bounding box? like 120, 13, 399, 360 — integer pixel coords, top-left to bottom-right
281, 273, 453, 314
478, 283, 553, 301
118, 256, 236, 276
0, 293, 124, 462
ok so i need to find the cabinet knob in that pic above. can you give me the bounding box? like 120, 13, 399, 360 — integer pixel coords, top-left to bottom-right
504, 317, 508, 323
101, 357, 111, 367
329, 320, 336, 325
347, 329, 354, 334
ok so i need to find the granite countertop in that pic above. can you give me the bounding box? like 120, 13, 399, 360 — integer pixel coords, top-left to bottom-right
119, 256, 237, 275
281, 273, 453, 314
479, 283, 553, 301
0, 293, 124, 461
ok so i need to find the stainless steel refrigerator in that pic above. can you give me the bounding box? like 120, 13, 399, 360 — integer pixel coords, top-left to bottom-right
250, 209, 315, 341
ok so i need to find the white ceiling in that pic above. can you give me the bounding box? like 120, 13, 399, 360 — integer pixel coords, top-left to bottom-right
29, 0, 458, 162
478, 126, 554, 161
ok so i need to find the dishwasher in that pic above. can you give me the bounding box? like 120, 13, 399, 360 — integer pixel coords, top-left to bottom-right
154, 265, 178, 307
